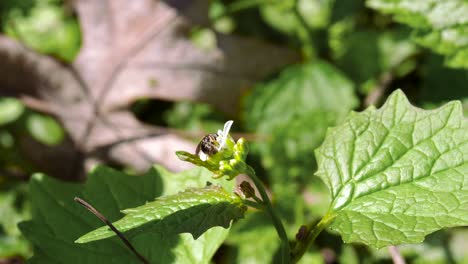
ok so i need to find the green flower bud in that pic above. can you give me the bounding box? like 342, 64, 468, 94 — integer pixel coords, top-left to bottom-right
176, 121, 249, 180
233, 137, 249, 161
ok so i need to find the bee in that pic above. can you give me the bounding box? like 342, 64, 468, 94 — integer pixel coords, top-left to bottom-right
195, 134, 220, 160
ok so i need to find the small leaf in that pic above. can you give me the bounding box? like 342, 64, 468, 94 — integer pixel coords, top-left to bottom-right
4, 4, 81, 61
26, 113, 64, 146
0, 98, 24, 126
260, 0, 334, 35
367, 0, 468, 69
316, 89, 468, 248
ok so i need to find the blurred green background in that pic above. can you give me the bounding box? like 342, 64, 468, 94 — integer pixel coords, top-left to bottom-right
1, 0, 467, 263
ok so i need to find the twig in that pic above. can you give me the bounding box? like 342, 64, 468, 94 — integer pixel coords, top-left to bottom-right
364, 71, 394, 107
19, 95, 56, 114
74, 197, 150, 264
388, 245, 405, 264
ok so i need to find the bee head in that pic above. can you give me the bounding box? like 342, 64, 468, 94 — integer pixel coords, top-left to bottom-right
196, 134, 220, 160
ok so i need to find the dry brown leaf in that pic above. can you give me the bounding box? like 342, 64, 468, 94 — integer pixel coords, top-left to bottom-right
0, 0, 299, 179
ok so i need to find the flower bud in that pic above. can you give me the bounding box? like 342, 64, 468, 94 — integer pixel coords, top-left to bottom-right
239, 181, 255, 198
176, 120, 249, 180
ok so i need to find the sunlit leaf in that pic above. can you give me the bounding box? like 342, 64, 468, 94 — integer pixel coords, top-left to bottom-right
0, 98, 24, 126
26, 113, 64, 146
316, 90, 468, 248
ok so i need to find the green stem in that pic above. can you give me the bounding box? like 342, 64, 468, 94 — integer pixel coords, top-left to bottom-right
212, 0, 272, 20
291, 211, 336, 263
245, 165, 291, 263
292, 0, 315, 59
242, 199, 264, 210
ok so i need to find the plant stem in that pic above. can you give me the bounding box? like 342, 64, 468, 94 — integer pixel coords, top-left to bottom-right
292, 0, 315, 59
388, 246, 406, 264
245, 165, 290, 263
291, 211, 336, 263
74, 197, 150, 264
242, 199, 264, 210
212, 0, 272, 20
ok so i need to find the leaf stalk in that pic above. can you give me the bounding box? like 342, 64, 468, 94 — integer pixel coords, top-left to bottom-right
291, 211, 336, 263
245, 165, 291, 263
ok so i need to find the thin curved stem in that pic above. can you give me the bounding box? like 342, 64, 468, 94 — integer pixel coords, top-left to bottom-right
211, 0, 272, 20
389, 246, 406, 264
245, 165, 290, 263
74, 197, 149, 264
292, 0, 315, 58
291, 212, 336, 263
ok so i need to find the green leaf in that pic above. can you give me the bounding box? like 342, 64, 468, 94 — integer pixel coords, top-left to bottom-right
76, 184, 246, 243
19, 166, 235, 263
316, 89, 468, 248
4, 3, 81, 61
0, 98, 24, 126
260, 0, 334, 35
332, 28, 417, 92
26, 113, 64, 146
420, 55, 468, 103
226, 212, 323, 264
0, 184, 31, 258
366, 0, 468, 69
163, 101, 226, 133
226, 213, 279, 263
244, 61, 357, 184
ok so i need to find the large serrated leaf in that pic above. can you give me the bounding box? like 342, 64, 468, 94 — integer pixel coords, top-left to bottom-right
316, 89, 468, 248
76, 185, 246, 243
19, 166, 235, 263
366, 0, 468, 69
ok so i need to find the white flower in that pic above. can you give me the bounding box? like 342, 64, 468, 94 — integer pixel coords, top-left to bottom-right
197, 120, 234, 162
217, 120, 233, 151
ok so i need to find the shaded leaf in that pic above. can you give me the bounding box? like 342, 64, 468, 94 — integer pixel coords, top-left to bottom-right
226, 212, 281, 264
316, 90, 468, 248
332, 28, 417, 92
367, 0, 468, 68
244, 61, 357, 184
0, 184, 31, 258
0, 97, 24, 126
26, 113, 64, 146
260, 0, 335, 35
19, 166, 235, 263
420, 55, 468, 104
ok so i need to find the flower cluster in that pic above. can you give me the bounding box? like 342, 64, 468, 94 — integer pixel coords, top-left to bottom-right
176, 120, 248, 180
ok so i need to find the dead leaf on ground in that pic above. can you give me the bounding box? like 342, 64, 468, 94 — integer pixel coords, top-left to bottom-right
0, 0, 299, 180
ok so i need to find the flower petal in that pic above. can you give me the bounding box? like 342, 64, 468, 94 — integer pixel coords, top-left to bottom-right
218, 120, 233, 150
